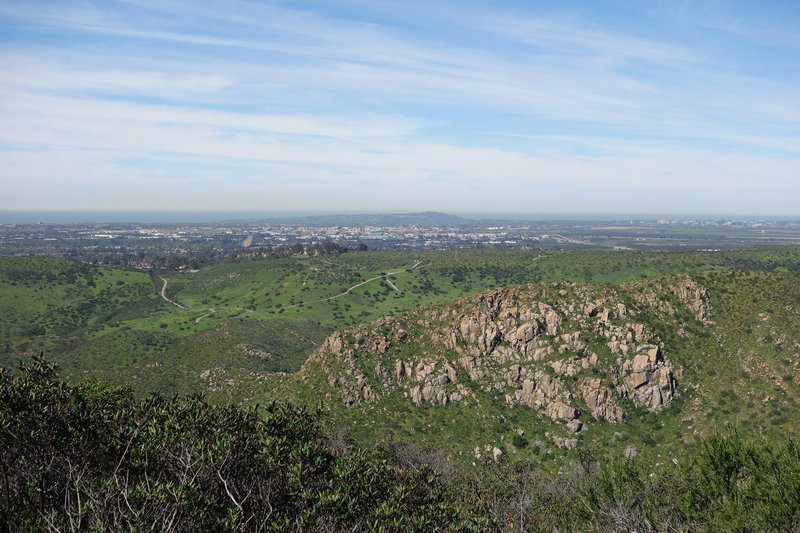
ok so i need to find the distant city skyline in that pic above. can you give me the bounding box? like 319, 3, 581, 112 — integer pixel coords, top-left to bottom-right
1, 1, 798, 215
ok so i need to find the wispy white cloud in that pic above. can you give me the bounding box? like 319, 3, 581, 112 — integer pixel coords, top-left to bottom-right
0, 0, 797, 214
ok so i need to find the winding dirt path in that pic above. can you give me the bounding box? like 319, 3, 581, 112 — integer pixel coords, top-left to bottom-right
161, 260, 423, 321
195, 308, 215, 323
285, 260, 421, 309
159, 277, 188, 310
159, 276, 216, 322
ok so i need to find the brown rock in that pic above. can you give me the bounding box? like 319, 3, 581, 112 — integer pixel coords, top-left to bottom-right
493, 447, 503, 461
363, 385, 375, 402
327, 332, 343, 355
445, 364, 457, 383
410, 386, 423, 406
633, 323, 646, 341
544, 309, 561, 336
551, 435, 578, 449
546, 401, 579, 421
566, 419, 584, 433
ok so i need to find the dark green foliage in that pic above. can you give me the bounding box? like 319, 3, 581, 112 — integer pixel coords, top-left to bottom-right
2, 356, 799, 532
681, 431, 800, 532
0, 356, 466, 532
511, 434, 528, 449
577, 431, 800, 533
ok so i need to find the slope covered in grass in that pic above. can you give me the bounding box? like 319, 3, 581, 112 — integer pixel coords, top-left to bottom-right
2, 246, 799, 399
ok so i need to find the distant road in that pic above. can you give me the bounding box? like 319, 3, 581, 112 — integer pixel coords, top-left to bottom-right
551, 234, 632, 250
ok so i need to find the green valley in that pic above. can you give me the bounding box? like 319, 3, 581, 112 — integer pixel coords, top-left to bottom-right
2, 247, 800, 458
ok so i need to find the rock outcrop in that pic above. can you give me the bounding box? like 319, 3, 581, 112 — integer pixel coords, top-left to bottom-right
620, 345, 676, 410
299, 276, 706, 436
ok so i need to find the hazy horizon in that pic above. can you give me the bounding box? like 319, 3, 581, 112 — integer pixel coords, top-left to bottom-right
2, 209, 798, 225
1, 1, 798, 215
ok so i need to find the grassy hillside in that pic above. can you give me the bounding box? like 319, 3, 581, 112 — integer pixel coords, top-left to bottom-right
276, 269, 800, 466
2, 246, 799, 401
0, 257, 163, 351
2, 245, 800, 531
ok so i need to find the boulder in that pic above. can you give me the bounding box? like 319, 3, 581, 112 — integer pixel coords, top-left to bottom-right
566, 419, 584, 433
493, 447, 503, 461
410, 386, 423, 406
546, 401, 579, 421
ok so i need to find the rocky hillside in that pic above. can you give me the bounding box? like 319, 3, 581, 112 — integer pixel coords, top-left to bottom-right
295, 274, 718, 455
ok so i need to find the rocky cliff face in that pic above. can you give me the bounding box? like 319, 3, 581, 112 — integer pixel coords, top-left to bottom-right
300, 275, 710, 446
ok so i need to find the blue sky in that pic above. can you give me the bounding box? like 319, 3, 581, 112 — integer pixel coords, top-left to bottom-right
0, 0, 798, 216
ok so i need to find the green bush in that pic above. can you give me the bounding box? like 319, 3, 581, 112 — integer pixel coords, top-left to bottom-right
578, 430, 800, 533
3, 356, 798, 532
0, 356, 468, 532
681, 430, 800, 532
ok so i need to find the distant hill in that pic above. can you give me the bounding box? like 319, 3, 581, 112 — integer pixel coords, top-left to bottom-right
260, 211, 467, 227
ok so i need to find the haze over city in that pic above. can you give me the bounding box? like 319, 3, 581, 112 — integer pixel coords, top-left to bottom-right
1, 0, 798, 216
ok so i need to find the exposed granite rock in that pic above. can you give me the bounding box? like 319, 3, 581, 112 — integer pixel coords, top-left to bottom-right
299, 277, 705, 433
621, 345, 676, 410
579, 377, 626, 423
410, 385, 423, 406
550, 434, 579, 449
459, 312, 500, 355
492, 447, 503, 461
566, 419, 584, 433
395, 360, 406, 379
673, 281, 712, 323
545, 401, 579, 421
363, 385, 375, 402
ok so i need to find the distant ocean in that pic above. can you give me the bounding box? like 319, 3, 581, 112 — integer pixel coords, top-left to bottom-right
1, 211, 795, 224
0, 211, 324, 224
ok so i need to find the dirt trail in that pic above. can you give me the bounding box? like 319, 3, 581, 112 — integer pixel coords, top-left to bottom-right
159, 277, 188, 310
195, 308, 215, 323
159, 277, 216, 322
289, 330, 317, 346
286, 260, 421, 309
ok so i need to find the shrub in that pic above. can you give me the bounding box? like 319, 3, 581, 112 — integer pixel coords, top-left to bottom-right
680, 430, 800, 532
0, 356, 467, 532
